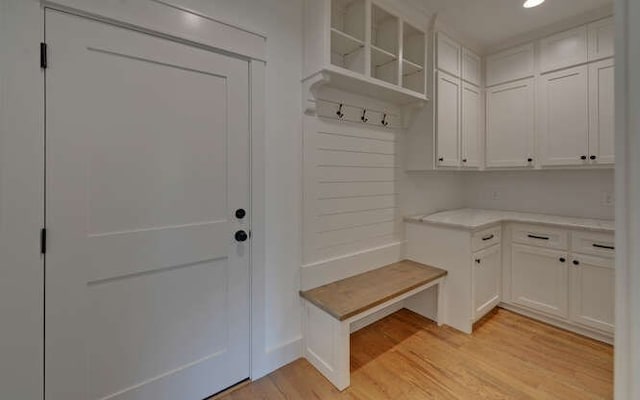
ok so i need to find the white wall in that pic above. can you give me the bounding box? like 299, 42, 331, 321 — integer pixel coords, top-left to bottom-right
400, 172, 466, 216
462, 170, 615, 220
176, 0, 304, 369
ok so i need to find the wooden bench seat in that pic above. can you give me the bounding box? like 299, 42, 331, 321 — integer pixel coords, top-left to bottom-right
299, 259, 447, 390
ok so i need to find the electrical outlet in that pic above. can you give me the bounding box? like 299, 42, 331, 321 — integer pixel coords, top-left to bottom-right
601, 191, 614, 207
491, 190, 501, 201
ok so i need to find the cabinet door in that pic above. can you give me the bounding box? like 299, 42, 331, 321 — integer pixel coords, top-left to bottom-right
486, 79, 535, 168
473, 244, 501, 320
436, 71, 460, 167
589, 58, 615, 164
511, 244, 569, 318
462, 48, 481, 86
486, 43, 535, 87
539, 65, 589, 166
588, 17, 614, 61
570, 254, 614, 334
436, 32, 460, 77
540, 25, 588, 73
461, 82, 481, 168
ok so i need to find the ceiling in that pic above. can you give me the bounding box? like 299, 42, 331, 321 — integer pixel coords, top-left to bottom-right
407, 0, 613, 52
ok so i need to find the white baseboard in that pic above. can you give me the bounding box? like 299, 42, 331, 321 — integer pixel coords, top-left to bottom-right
499, 303, 613, 345
301, 241, 403, 290
252, 336, 302, 380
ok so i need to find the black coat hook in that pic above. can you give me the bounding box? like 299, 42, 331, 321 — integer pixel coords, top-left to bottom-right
336, 104, 344, 119
361, 109, 368, 123
381, 113, 389, 127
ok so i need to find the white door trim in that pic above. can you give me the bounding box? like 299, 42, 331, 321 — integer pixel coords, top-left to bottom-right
614, 0, 640, 399
42, 2, 269, 383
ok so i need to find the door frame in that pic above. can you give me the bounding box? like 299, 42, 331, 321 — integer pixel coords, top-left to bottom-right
0, 1, 268, 397
41, 0, 270, 382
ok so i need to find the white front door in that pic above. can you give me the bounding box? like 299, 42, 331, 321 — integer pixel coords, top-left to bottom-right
45, 10, 251, 400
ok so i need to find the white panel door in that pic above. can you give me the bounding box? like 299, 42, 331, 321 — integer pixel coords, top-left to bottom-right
511, 244, 569, 318
570, 254, 615, 334
472, 244, 501, 320
436, 71, 461, 167
485, 43, 535, 87
588, 17, 614, 61
45, 10, 250, 400
589, 58, 615, 164
539, 65, 589, 166
461, 82, 481, 168
486, 79, 535, 168
461, 48, 481, 86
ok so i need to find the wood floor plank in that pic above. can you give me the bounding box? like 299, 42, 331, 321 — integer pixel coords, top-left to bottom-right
218, 308, 613, 400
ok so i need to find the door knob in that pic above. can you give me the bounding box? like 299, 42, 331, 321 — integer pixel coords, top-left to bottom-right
580, 155, 587, 160
235, 230, 249, 242
590, 155, 597, 160
235, 208, 246, 219
527, 158, 533, 163
559, 257, 566, 263
572, 259, 580, 266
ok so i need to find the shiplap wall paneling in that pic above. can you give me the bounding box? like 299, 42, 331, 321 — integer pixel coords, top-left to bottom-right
303, 116, 400, 265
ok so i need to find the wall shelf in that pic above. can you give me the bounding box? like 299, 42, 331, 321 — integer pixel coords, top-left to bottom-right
304, 0, 428, 106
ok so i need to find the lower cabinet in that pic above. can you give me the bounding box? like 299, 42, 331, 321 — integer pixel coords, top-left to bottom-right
511, 244, 569, 318
570, 254, 615, 334
472, 244, 501, 320
507, 224, 614, 340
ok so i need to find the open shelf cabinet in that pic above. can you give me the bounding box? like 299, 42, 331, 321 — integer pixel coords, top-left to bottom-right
303, 0, 428, 105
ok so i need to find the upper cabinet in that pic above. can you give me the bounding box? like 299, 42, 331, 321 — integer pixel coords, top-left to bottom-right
462, 48, 481, 86
589, 58, 615, 164
486, 79, 535, 168
303, 0, 428, 104
436, 32, 461, 77
540, 26, 588, 73
538, 65, 590, 166
588, 17, 614, 61
486, 43, 535, 87
436, 71, 461, 167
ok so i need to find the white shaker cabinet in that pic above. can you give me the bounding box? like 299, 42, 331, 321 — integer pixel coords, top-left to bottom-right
461, 82, 481, 168
472, 244, 501, 320
588, 17, 614, 61
462, 48, 481, 86
486, 79, 535, 168
540, 25, 588, 73
589, 58, 615, 164
538, 65, 590, 166
570, 254, 615, 334
436, 32, 461, 77
510, 244, 569, 318
435, 71, 461, 167
485, 43, 535, 87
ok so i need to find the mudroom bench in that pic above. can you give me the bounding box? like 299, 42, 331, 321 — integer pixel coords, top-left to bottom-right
299, 260, 447, 390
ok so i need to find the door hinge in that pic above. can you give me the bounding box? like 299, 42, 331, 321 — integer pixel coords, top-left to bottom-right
40, 42, 47, 69
40, 228, 47, 254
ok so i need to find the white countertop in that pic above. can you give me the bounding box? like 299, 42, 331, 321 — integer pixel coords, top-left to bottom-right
405, 208, 614, 232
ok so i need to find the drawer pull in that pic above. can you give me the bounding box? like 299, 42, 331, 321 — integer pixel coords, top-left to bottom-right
593, 243, 615, 250
527, 234, 550, 241
482, 234, 495, 241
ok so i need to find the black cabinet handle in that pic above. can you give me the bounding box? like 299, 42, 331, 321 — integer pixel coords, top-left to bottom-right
482, 234, 495, 241
527, 158, 533, 162
559, 257, 566, 263
235, 208, 246, 219
590, 155, 597, 160
527, 234, 550, 241
475, 259, 481, 264
573, 260, 580, 266
438, 157, 444, 162
235, 230, 249, 242
462, 159, 468, 163
593, 243, 615, 250
580, 155, 587, 160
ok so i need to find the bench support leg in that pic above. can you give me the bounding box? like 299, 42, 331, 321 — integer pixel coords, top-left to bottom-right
437, 279, 446, 326
302, 300, 350, 391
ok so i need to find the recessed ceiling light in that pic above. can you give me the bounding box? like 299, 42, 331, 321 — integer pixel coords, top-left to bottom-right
523, 0, 545, 8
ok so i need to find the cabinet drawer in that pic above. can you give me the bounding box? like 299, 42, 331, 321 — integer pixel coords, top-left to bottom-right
511, 224, 568, 250
571, 231, 615, 258
472, 226, 501, 252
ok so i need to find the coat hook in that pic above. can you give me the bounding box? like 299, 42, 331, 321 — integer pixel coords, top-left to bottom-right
381, 113, 389, 127
336, 104, 344, 119
361, 109, 368, 123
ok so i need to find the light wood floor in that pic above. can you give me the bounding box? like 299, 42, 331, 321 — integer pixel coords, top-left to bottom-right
219, 308, 613, 400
